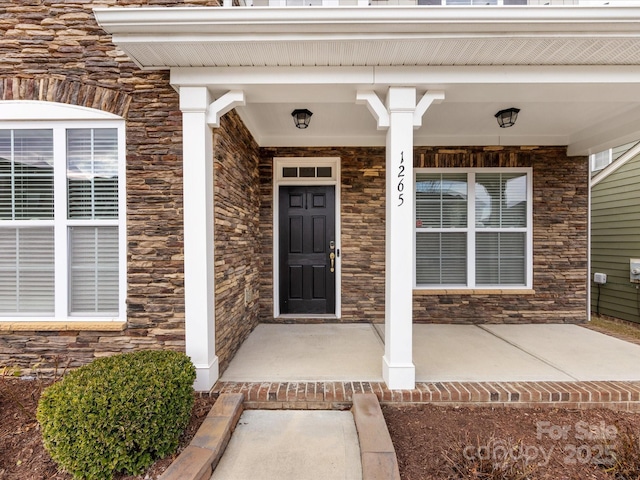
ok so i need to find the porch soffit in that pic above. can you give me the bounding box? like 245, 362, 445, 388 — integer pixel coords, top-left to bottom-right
94, 6, 640, 155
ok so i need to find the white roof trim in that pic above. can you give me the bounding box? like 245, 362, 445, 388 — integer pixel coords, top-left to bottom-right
94, 6, 640, 36
0, 100, 123, 121
591, 141, 640, 187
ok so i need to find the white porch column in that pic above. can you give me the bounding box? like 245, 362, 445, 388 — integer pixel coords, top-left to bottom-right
383, 87, 417, 389
357, 87, 444, 390
180, 86, 218, 391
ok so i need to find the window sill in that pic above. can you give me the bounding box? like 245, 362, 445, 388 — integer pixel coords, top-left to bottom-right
414, 289, 535, 296
0, 321, 127, 332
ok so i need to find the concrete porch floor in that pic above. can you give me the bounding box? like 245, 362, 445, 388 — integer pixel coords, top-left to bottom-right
220, 323, 640, 383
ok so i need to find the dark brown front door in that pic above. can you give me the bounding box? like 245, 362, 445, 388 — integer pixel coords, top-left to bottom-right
279, 185, 336, 314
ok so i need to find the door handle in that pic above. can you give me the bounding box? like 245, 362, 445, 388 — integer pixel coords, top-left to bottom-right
330, 252, 335, 273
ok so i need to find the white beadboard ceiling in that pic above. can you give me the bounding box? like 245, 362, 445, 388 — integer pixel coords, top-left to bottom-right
94, 6, 640, 154
120, 37, 640, 68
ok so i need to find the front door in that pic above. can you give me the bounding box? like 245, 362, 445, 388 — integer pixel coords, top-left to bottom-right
279, 185, 336, 314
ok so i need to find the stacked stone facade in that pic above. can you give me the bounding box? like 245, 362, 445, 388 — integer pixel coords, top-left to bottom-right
213, 112, 261, 372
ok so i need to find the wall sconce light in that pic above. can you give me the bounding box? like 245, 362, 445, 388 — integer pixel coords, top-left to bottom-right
291, 109, 313, 129
495, 107, 520, 128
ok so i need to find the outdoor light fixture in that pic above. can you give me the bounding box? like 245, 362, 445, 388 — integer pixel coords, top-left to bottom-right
291, 109, 313, 129
495, 107, 520, 128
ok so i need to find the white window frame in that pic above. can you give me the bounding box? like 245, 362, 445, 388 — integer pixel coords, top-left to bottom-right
414, 167, 533, 290
0, 101, 126, 322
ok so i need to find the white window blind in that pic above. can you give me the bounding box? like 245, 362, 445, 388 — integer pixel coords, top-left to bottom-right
67, 128, 118, 219
416, 173, 468, 285
0, 227, 55, 314
0, 129, 54, 220
475, 173, 527, 228
416, 173, 467, 228
415, 169, 530, 288
476, 232, 526, 285
416, 232, 467, 284
69, 226, 119, 315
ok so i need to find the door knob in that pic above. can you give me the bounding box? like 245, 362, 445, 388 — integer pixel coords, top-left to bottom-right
330, 252, 335, 273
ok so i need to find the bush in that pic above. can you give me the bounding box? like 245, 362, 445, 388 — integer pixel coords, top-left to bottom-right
37, 350, 196, 480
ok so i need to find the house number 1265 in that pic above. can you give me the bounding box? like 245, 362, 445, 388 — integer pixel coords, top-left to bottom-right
397, 151, 405, 207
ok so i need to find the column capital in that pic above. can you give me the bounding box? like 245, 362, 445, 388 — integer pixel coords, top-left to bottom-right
386, 86, 416, 112
179, 86, 212, 113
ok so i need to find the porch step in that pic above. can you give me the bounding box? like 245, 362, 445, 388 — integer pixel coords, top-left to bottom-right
212, 380, 640, 412
159, 393, 244, 480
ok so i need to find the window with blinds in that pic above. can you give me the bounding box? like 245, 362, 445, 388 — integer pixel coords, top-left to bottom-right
415, 169, 530, 288
67, 129, 119, 219
69, 226, 119, 314
0, 130, 54, 220
0, 123, 122, 319
0, 227, 55, 314
416, 173, 468, 284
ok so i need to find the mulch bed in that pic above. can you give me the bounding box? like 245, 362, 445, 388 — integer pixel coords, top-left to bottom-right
383, 403, 640, 480
0, 377, 216, 480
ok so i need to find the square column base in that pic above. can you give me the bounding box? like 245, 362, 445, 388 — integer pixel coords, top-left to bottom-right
382, 355, 415, 390
193, 356, 219, 392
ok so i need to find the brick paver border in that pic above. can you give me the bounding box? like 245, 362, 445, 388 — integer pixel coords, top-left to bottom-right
211, 381, 640, 412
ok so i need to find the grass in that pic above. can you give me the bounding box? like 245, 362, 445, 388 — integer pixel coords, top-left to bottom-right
588, 315, 640, 345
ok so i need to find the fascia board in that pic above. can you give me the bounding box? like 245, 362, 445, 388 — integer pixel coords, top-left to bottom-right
94, 6, 640, 37
170, 65, 640, 89
374, 65, 640, 86
170, 66, 376, 86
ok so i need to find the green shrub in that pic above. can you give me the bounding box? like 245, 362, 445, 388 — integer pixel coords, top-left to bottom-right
36, 350, 196, 480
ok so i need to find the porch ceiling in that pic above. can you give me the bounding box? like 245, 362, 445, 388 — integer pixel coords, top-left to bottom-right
94, 5, 640, 155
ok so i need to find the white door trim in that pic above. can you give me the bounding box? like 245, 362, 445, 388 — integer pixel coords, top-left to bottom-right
272, 157, 341, 319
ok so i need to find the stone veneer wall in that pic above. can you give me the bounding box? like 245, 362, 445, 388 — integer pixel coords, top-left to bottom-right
260, 146, 588, 324
213, 111, 261, 372
0, 0, 260, 374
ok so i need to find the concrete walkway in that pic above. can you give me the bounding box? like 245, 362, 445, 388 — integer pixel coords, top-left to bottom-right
210, 410, 362, 480
221, 323, 640, 383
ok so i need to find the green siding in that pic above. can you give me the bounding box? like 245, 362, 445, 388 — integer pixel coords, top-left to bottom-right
591, 153, 640, 323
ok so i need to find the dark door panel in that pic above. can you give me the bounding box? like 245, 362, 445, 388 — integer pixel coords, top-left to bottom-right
279, 186, 336, 314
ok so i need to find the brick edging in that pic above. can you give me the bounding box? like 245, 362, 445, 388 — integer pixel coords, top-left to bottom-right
159, 393, 244, 480
212, 381, 640, 412
352, 393, 401, 480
